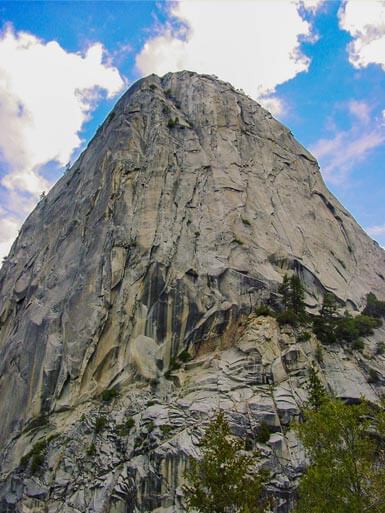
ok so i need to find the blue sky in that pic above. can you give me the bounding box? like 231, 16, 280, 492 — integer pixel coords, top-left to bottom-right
0, 0, 385, 258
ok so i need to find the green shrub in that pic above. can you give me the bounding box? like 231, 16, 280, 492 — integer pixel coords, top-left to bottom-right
336, 315, 381, 343
363, 292, 385, 318
312, 316, 336, 345
178, 349, 192, 363
167, 117, 178, 128
20, 439, 48, 473
19, 453, 30, 468
376, 341, 385, 355
95, 415, 108, 433
276, 309, 298, 327
368, 368, 379, 383
86, 442, 96, 456
165, 349, 194, 378
313, 295, 382, 348
31, 452, 45, 473
170, 357, 181, 370
256, 421, 271, 444
116, 417, 135, 436
126, 417, 135, 430
335, 316, 359, 343
298, 331, 311, 342
352, 338, 364, 351
255, 304, 273, 317
101, 388, 119, 402
160, 424, 173, 436
354, 314, 382, 336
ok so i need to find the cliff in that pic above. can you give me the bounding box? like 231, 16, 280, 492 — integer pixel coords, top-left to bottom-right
0, 71, 384, 512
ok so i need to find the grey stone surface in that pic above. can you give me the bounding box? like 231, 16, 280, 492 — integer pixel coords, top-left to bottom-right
0, 71, 385, 512
1, 315, 384, 513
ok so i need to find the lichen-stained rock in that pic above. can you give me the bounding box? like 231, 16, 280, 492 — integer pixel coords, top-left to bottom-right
0, 71, 385, 512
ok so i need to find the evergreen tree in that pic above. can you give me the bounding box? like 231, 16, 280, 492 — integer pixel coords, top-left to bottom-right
184, 412, 269, 513
294, 399, 385, 513
313, 292, 338, 344
289, 275, 305, 316
320, 292, 337, 321
278, 274, 291, 309
363, 292, 385, 319
305, 366, 327, 411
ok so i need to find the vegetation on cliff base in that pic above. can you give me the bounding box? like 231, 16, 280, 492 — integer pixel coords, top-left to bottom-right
276, 273, 306, 326
19, 434, 58, 474
100, 387, 119, 402
363, 292, 385, 319
184, 412, 269, 513
274, 274, 383, 349
294, 397, 385, 513
304, 366, 327, 412
312, 292, 382, 347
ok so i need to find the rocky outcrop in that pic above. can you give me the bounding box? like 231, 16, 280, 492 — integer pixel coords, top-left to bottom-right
0, 71, 385, 512
1, 315, 385, 513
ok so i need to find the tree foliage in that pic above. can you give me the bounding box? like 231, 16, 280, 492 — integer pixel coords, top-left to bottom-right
289, 275, 305, 316
320, 292, 338, 321
305, 366, 327, 412
278, 274, 291, 310
184, 412, 269, 513
277, 274, 306, 326
313, 292, 382, 346
278, 274, 305, 316
294, 398, 385, 513
363, 292, 385, 319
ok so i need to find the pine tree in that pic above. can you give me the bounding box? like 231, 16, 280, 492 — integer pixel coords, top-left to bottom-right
320, 292, 337, 321
278, 274, 291, 309
294, 399, 385, 513
184, 412, 269, 513
313, 292, 338, 344
305, 366, 327, 411
289, 275, 305, 315
363, 292, 385, 318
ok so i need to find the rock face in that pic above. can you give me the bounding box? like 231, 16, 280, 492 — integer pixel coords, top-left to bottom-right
0, 71, 385, 512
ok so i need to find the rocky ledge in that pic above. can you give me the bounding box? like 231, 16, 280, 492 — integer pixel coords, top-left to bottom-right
1, 314, 385, 512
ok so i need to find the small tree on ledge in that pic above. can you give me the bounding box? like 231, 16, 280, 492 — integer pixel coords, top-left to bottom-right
184, 412, 270, 513
277, 273, 307, 326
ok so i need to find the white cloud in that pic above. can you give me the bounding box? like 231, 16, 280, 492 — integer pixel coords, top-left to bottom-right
310, 101, 385, 184
0, 207, 20, 263
348, 99, 371, 124
366, 223, 385, 236
0, 25, 125, 261
339, 0, 385, 70
299, 0, 326, 13
258, 95, 285, 116
135, 0, 320, 114
0, 213, 19, 244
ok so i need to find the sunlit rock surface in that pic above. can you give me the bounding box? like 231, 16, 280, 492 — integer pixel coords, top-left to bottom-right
0, 71, 385, 512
